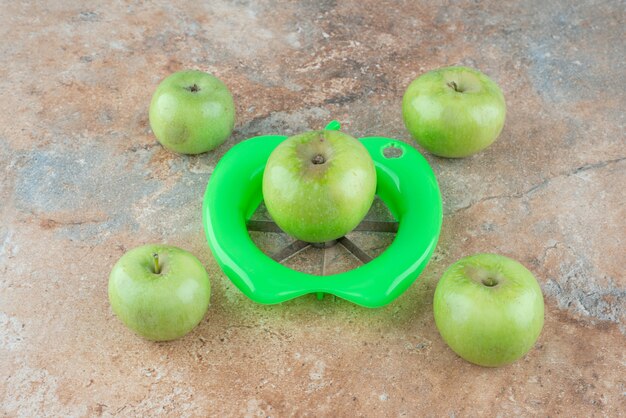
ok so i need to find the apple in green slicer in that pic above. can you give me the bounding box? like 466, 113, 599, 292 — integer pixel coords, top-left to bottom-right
108, 244, 211, 341
262, 130, 377, 243
149, 70, 235, 154
433, 253, 544, 367
402, 66, 506, 158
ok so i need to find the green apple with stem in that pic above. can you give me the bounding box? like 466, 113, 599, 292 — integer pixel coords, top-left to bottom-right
262, 130, 377, 243
149, 70, 235, 154
433, 253, 544, 367
402, 66, 506, 158
108, 244, 211, 341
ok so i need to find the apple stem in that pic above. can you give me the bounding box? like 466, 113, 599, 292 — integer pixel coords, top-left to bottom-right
482, 277, 497, 287
153, 253, 161, 274
447, 81, 460, 92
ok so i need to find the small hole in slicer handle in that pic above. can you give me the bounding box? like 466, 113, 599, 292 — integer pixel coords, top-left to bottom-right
383, 145, 404, 159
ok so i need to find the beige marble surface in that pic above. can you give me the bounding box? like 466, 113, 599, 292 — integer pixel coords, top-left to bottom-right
1, 1, 624, 416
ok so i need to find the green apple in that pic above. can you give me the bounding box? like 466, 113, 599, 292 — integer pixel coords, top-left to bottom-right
149, 70, 235, 154
433, 253, 544, 367
262, 130, 376, 243
108, 244, 211, 341
402, 66, 506, 158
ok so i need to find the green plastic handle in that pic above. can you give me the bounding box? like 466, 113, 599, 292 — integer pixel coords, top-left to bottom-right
202, 129, 442, 307
324, 120, 341, 131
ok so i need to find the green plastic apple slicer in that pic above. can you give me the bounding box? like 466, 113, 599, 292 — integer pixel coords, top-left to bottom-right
202, 121, 442, 307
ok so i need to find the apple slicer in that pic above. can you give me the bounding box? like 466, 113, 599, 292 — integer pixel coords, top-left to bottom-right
202, 121, 442, 307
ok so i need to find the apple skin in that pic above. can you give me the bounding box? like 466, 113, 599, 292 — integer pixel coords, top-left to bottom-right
262, 130, 376, 243
433, 253, 544, 367
402, 66, 506, 158
108, 244, 211, 341
149, 70, 235, 154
